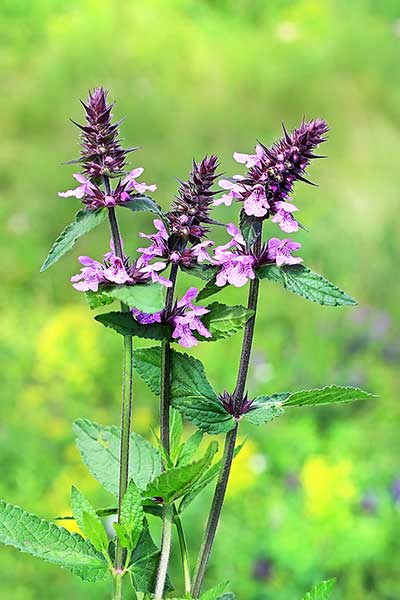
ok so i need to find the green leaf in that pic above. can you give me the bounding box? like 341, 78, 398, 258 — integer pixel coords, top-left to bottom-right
86, 289, 114, 310
0, 500, 108, 582
244, 393, 287, 425
134, 347, 235, 434
201, 302, 254, 340
104, 283, 164, 312
120, 480, 144, 550
181, 263, 219, 281
145, 442, 218, 504
178, 430, 204, 467
128, 523, 173, 593
240, 208, 261, 249
256, 264, 357, 306
40, 208, 106, 272
302, 578, 336, 600
73, 419, 161, 495
283, 385, 376, 408
197, 276, 224, 302
113, 522, 130, 549
95, 312, 170, 340
170, 408, 184, 463
200, 582, 228, 600
70, 487, 108, 553
120, 195, 163, 216
178, 442, 244, 513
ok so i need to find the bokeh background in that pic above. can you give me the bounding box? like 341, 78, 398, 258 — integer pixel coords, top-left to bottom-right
1, 1, 399, 598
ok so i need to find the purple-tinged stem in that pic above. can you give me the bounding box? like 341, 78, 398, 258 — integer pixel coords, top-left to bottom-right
191, 222, 262, 598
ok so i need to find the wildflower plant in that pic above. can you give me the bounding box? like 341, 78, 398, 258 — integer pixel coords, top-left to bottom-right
0, 88, 376, 600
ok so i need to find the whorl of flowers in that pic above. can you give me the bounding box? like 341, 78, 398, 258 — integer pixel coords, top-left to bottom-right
168, 155, 220, 242
216, 119, 329, 231
59, 87, 156, 209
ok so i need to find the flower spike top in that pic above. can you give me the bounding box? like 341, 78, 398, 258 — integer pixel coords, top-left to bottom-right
59, 87, 157, 208
168, 155, 220, 242
216, 119, 329, 232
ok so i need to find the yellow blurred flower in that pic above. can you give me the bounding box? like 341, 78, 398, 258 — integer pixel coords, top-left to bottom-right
300, 455, 357, 518
226, 438, 262, 498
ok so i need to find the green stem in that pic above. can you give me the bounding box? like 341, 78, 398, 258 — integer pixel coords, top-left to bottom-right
174, 509, 191, 595
191, 223, 263, 597
113, 574, 123, 600
154, 504, 174, 600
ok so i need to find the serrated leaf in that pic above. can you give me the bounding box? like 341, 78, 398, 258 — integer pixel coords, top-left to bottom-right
302, 579, 336, 600
145, 442, 218, 504
120, 480, 144, 550
40, 208, 106, 272
240, 208, 261, 249
0, 500, 108, 582
113, 522, 130, 549
104, 283, 164, 312
283, 385, 376, 407
200, 582, 228, 599
120, 195, 163, 216
178, 442, 244, 513
244, 393, 288, 425
85, 289, 114, 309
73, 419, 161, 495
201, 302, 254, 340
95, 312, 170, 340
181, 263, 219, 281
197, 276, 224, 302
256, 264, 357, 306
134, 347, 235, 434
70, 487, 108, 553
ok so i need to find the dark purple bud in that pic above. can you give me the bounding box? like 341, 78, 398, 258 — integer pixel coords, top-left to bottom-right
252, 556, 273, 581
219, 390, 255, 419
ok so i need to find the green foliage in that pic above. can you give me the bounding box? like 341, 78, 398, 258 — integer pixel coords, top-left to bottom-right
177, 430, 204, 467
144, 441, 218, 504
70, 487, 108, 554
119, 195, 163, 216
120, 480, 144, 550
95, 311, 169, 340
302, 579, 336, 599
244, 394, 287, 425
283, 386, 376, 408
256, 264, 357, 306
134, 347, 236, 434
201, 303, 254, 340
99, 283, 164, 312
40, 209, 106, 272
0, 500, 108, 582
181, 263, 219, 281
73, 419, 161, 495
128, 523, 173, 593
197, 276, 223, 301
239, 209, 261, 249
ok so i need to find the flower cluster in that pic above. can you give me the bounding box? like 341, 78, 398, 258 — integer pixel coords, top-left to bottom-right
168, 155, 220, 241
71, 241, 171, 292
59, 87, 157, 209
216, 119, 329, 231
132, 287, 212, 348
211, 224, 302, 288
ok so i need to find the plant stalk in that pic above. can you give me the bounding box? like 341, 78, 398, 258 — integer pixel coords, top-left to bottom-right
191, 223, 262, 597
154, 504, 174, 600
113, 574, 123, 600
105, 180, 134, 582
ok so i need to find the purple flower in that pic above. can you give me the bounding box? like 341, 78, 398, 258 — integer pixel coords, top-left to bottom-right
71, 240, 171, 292
121, 168, 157, 194
168, 155, 220, 240
266, 237, 302, 267
212, 224, 257, 288
215, 119, 328, 231
132, 287, 212, 348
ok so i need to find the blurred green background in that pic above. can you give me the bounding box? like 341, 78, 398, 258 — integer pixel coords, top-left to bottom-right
1, 0, 399, 598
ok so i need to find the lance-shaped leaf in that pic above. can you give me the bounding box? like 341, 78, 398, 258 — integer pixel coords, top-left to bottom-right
0, 500, 108, 582
283, 385, 376, 407
302, 579, 336, 600
240, 208, 261, 249
97, 283, 164, 313
256, 264, 357, 306
120, 480, 144, 550
144, 442, 218, 504
243, 393, 288, 425
120, 195, 163, 216
201, 303, 254, 341
73, 419, 161, 495
197, 276, 224, 302
134, 347, 236, 434
95, 312, 170, 341
40, 208, 106, 272
70, 487, 108, 554
181, 263, 219, 281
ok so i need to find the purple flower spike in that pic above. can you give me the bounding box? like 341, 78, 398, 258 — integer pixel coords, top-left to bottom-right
266, 238, 302, 267
212, 224, 257, 288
